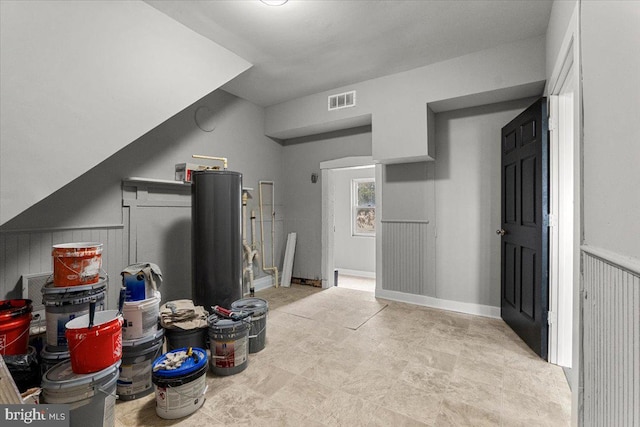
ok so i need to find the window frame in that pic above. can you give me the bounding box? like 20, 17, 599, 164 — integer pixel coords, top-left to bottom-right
351, 178, 376, 237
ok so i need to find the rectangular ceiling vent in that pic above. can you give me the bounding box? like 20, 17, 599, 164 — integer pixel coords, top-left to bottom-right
328, 90, 356, 111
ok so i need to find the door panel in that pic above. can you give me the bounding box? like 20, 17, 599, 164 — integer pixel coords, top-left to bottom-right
500, 97, 549, 360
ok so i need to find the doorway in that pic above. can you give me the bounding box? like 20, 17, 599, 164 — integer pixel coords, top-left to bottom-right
320, 156, 378, 292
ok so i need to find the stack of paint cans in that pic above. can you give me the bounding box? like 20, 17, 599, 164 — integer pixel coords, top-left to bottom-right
41, 242, 124, 427
118, 263, 163, 400
40, 243, 107, 374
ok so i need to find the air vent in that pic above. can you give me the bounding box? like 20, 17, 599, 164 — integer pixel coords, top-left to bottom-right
328, 90, 356, 111
22, 272, 51, 334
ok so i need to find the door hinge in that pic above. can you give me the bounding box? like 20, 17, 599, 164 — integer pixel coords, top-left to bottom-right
547, 311, 558, 325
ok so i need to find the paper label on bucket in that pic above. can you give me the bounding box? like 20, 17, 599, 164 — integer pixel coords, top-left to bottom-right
214, 336, 247, 368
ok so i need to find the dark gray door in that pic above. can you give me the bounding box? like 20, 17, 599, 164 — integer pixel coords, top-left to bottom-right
499, 97, 549, 360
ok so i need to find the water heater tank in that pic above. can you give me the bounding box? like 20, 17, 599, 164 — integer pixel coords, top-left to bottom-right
191, 170, 242, 310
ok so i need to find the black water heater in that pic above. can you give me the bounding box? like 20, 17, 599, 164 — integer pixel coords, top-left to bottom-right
192, 170, 242, 310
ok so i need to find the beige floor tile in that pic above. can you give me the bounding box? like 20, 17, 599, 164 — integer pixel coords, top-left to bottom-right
452, 356, 504, 386
383, 381, 445, 425
114, 283, 572, 426
435, 398, 501, 427
446, 377, 503, 414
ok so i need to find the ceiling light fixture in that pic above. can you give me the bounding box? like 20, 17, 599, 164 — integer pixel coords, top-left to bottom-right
260, 0, 288, 5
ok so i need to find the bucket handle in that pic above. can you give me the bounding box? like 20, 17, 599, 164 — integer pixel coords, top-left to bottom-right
0, 325, 30, 354
97, 385, 118, 399
248, 325, 266, 339
163, 383, 208, 399
54, 256, 106, 280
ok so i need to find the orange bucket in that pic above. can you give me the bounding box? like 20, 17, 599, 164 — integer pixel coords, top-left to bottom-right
65, 310, 123, 374
52, 242, 103, 287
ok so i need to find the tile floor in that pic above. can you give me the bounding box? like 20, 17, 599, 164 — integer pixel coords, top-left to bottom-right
115, 284, 571, 426
336, 274, 375, 293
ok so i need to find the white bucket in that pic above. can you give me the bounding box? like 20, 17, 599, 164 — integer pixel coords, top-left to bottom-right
42, 278, 107, 350
122, 291, 160, 340
117, 329, 164, 400
152, 347, 208, 419
41, 360, 120, 427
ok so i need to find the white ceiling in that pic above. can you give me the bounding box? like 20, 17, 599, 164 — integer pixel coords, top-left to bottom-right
146, 0, 552, 107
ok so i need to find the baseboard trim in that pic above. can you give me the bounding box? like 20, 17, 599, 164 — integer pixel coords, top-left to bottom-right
336, 269, 376, 279
375, 288, 501, 319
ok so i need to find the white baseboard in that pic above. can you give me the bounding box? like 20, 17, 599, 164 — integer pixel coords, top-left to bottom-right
336, 269, 376, 279
375, 288, 501, 319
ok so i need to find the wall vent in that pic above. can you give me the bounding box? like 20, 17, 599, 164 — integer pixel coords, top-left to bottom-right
22, 272, 51, 334
328, 90, 356, 111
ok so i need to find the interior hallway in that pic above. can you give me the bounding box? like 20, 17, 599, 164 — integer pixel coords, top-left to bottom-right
116, 284, 571, 426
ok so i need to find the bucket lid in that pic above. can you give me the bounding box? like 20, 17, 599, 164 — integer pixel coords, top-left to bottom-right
41, 346, 70, 360
152, 347, 207, 378
42, 277, 108, 295
208, 314, 251, 330
122, 327, 164, 348
0, 299, 32, 319
41, 360, 121, 390
230, 298, 268, 316
65, 310, 121, 330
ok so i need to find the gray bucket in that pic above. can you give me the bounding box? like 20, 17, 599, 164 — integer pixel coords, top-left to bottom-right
230, 298, 268, 353
42, 278, 107, 351
207, 314, 250, 376
41, 359, 120, 427
117, 328, 164, 401
40, 345, 70, 377
164, 326, 207, 351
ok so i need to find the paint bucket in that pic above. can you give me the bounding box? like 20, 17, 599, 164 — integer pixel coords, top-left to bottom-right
117, 328, 164, 401
207, 314, 250, 376
42, 278, 107, 351
0, 299, 33, 356
5, 345, 40, 392
164, 326, 208, 352
152, 347, 208, 419
122, 291, 160, 340
52, 242, 103, 287
65, 310, 123, 374
40, 346, 70, 377
230, 298, 269, 353
42, 360, 120, 427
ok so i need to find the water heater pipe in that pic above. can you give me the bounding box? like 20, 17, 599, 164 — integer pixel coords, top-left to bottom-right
259, 181, 279, 288
242, 191, 259, 296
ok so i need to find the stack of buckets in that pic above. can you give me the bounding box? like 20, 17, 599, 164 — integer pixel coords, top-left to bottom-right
118, 267, 162, 401
40, 242, 123, 427
0, 298, 35, 392
207, 297, 269, 377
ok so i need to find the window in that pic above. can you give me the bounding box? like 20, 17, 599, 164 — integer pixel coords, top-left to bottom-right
352, 178, 375, 236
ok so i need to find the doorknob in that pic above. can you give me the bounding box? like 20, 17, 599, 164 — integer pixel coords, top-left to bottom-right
496, 229, 506, 236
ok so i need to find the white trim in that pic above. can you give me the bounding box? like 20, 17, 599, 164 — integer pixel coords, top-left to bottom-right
581, 245, 640, 276
320, 156, 375, 170
336, 269, 375, 279
251, 275, 276, 293
375, 289, 501, 319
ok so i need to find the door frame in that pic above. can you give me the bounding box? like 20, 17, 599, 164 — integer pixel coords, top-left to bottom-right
545, 4, 582, 425
320, 156, 379, 289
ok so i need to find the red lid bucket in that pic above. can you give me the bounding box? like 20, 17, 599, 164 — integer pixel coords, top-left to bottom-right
0, 299, 33, 356
65, 310, 123, 374
52, 242, 103, 287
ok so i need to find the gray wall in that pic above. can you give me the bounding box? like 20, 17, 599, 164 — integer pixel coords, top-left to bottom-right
434, 98, 537, 307
0, 89, 283, 306
282, 127, 372, 280
581, 1, 640, 260
333, 167, 376, 274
